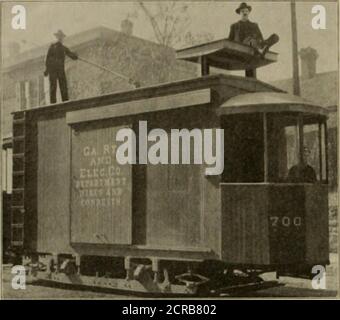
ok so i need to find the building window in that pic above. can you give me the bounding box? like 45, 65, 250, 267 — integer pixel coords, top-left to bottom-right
16, 80, 31, 109
38, 75, 47, 105
24, 81, 30, 109
15, 81, 25, 110
16, 77, 48, 109
29, 79, 38, 107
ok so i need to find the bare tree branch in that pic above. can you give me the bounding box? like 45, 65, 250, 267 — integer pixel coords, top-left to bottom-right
138, 2, 164, 44
137, 1, 191, 47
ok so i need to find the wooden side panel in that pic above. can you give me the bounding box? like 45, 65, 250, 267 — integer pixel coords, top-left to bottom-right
145, 109, 204, 249
267, 185, 306, 264
201, 109, 223, 256
37, 116, 74, 254
25, 114, 38, 251
304, 184, 329, 263
146, 164, 202, 248
202, 175, 222, 256
221, 184, 270, 265
70, 124, 132, 244
66, 89, 211, 124
2, 193, 12, 258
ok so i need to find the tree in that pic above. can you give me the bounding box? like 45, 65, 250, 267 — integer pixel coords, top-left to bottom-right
137, 2, 213, 48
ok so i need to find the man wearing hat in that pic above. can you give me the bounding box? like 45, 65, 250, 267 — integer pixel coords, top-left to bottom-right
44, 30, 78, 104
228, 3, 279, 56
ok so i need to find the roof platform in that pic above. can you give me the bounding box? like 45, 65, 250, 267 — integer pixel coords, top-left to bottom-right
13, 74, 282, 116
176, 38, 278, 78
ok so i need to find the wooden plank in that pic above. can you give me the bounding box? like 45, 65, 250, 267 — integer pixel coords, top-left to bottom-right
66, 89, 211, 125
177, 39, 266, 60
146, 163, 203, 248
37, 117, 73, 254
268, 185, 306, 264
207, 51, 273, 70
177, 39, 233, 59
71, 243, 217, 261
70, 124, 132, 245
304, 184, 329, 263
221, 184, 270, 265
176, 38, 278, 71
144, 114, 204, 249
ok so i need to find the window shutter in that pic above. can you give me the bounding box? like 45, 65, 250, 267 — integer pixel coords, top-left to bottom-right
38, 75, 45, 105
29, 79, 38, 108
15, 82, 21, 110
25, 81, 30, 109
19, 82, 26, 110
43, 76, 50, 104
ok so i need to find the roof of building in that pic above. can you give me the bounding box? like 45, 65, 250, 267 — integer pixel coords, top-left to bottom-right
2, 26, 169, 72
270, 70, 338, 108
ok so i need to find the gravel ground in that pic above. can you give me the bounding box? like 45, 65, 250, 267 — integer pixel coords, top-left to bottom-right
1, 254, 338, 299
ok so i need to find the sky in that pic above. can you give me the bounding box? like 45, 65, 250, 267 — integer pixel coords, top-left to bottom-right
1, 1, 338, 82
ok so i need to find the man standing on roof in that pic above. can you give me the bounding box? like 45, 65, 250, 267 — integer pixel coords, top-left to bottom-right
44, 30, 78, 104
228, 3, 279, 56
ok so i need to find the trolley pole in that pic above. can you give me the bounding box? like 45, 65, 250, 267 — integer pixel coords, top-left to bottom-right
291, 0, 300, 96
20, 39, 141, 89
77, 57, 141, 88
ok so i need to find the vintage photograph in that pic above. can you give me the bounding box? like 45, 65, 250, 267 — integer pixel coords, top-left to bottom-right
0, 0, 339, 300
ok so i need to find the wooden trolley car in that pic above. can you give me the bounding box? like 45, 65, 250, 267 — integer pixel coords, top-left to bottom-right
9, 40, 329, 296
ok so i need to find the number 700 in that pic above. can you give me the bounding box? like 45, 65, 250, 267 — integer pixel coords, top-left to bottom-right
270, 216, 302, 227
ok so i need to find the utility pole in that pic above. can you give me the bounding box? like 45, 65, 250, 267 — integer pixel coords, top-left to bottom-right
0, 2, 2, 222
291, 0, 300, 96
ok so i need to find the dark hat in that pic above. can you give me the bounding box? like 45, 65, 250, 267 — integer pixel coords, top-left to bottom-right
54, 29, 66, 38
236, 2, 252, 14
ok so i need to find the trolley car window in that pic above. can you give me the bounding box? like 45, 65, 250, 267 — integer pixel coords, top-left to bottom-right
222, 114, 264, 183
267, 114, 299, 182
267, 114, 327, 183
303, 122, 321, 181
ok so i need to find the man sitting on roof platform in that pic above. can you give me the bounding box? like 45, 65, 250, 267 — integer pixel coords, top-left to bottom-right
228, 3, 279, 57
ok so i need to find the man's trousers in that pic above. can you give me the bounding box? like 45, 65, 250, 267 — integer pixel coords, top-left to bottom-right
243, 33, 280, 50
49, 69, 69, 104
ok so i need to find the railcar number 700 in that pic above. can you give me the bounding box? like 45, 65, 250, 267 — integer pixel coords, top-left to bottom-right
270, 216, 302, 227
